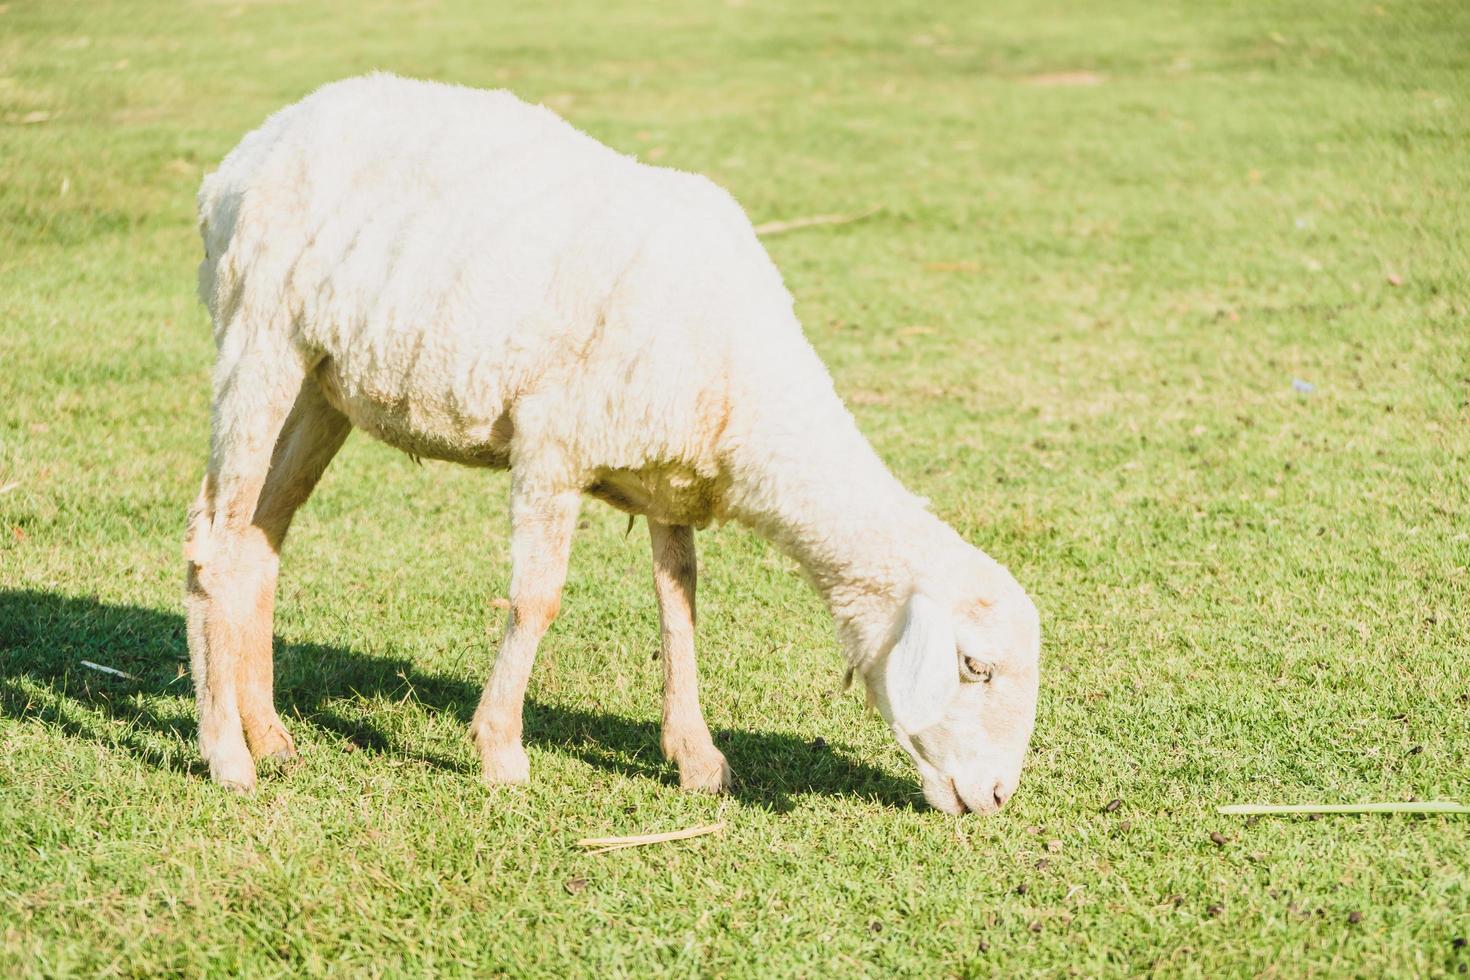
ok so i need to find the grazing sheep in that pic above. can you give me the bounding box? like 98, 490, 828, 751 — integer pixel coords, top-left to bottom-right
186, 73, 1040, 814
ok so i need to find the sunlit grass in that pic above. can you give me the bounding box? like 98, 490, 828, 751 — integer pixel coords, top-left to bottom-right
2, 0, 1467, 974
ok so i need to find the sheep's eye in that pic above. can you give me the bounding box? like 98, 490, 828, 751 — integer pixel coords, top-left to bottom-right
961, 656, 993, 683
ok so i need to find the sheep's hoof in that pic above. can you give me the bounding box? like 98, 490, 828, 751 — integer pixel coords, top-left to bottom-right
677, 752, 732, 795
480, 743, 531, 786
248, 724, 298, 763
208, 753, 258, 794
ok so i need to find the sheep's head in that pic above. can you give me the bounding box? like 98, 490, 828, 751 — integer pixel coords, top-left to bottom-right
860, 574, 1040, 815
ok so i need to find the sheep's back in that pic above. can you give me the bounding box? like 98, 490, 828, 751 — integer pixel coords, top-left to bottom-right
196, 74, 825, 504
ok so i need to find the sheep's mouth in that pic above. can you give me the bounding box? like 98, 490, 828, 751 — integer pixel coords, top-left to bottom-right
921, 776, 971, 815
923, 776, 1002, 816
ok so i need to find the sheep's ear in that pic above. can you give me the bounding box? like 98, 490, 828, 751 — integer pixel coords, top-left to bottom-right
883, 593, 958, 734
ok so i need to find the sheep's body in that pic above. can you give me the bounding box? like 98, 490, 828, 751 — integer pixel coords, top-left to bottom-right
188, 75, 1039, 811
200, 74, 869, 531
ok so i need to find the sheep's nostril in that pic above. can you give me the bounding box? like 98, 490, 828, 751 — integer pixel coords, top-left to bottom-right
992, 782, 1011, 809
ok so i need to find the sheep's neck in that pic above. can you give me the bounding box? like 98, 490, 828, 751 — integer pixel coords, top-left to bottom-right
726, 402, 955, 665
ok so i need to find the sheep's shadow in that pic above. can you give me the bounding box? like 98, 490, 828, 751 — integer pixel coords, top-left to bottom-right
0, 589, 918, 812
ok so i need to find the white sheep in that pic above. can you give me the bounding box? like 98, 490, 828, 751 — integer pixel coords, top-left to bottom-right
186, 73, 1040, 814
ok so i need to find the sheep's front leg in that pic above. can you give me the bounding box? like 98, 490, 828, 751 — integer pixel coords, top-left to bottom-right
471, 489, 580, 785
649, 520, 730, 794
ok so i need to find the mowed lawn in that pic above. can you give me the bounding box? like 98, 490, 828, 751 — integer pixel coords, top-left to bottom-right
2, 0, 1468, 975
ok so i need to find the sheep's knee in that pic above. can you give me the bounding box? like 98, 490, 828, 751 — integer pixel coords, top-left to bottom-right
510, 594, 561, 635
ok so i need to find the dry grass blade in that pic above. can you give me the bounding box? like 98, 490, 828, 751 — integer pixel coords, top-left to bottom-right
576, 822, 724, 854
754, 207, 880, 237
1219, 801, 1470, 816
79, 660, 137, 680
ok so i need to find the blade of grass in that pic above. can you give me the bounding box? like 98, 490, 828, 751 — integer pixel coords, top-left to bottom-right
79, 660, 137, 681
576, 822, 725, 853
1219, 802, 1470, 816
753, 207, 880, 237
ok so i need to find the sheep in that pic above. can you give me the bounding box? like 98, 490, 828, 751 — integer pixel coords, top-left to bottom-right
186, 73, 1040, 814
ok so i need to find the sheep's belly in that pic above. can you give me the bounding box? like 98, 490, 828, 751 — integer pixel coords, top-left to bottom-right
314, 359, 514, 469
314, 360, 726, 526
587, 466, 727, 529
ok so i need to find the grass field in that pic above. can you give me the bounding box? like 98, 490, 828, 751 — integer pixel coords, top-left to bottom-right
3, 0, 1468, 975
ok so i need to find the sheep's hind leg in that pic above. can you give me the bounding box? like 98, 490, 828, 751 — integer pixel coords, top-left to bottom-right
471, 487, 581, 786
233, 381, 351, 764
649, 520, 730, 794
186, 351, 309, 792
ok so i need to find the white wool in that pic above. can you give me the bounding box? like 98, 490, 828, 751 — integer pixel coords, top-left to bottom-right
197, 75, 1039, 811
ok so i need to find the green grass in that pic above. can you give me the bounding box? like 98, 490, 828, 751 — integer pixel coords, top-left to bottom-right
2, 0, 1468, 975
